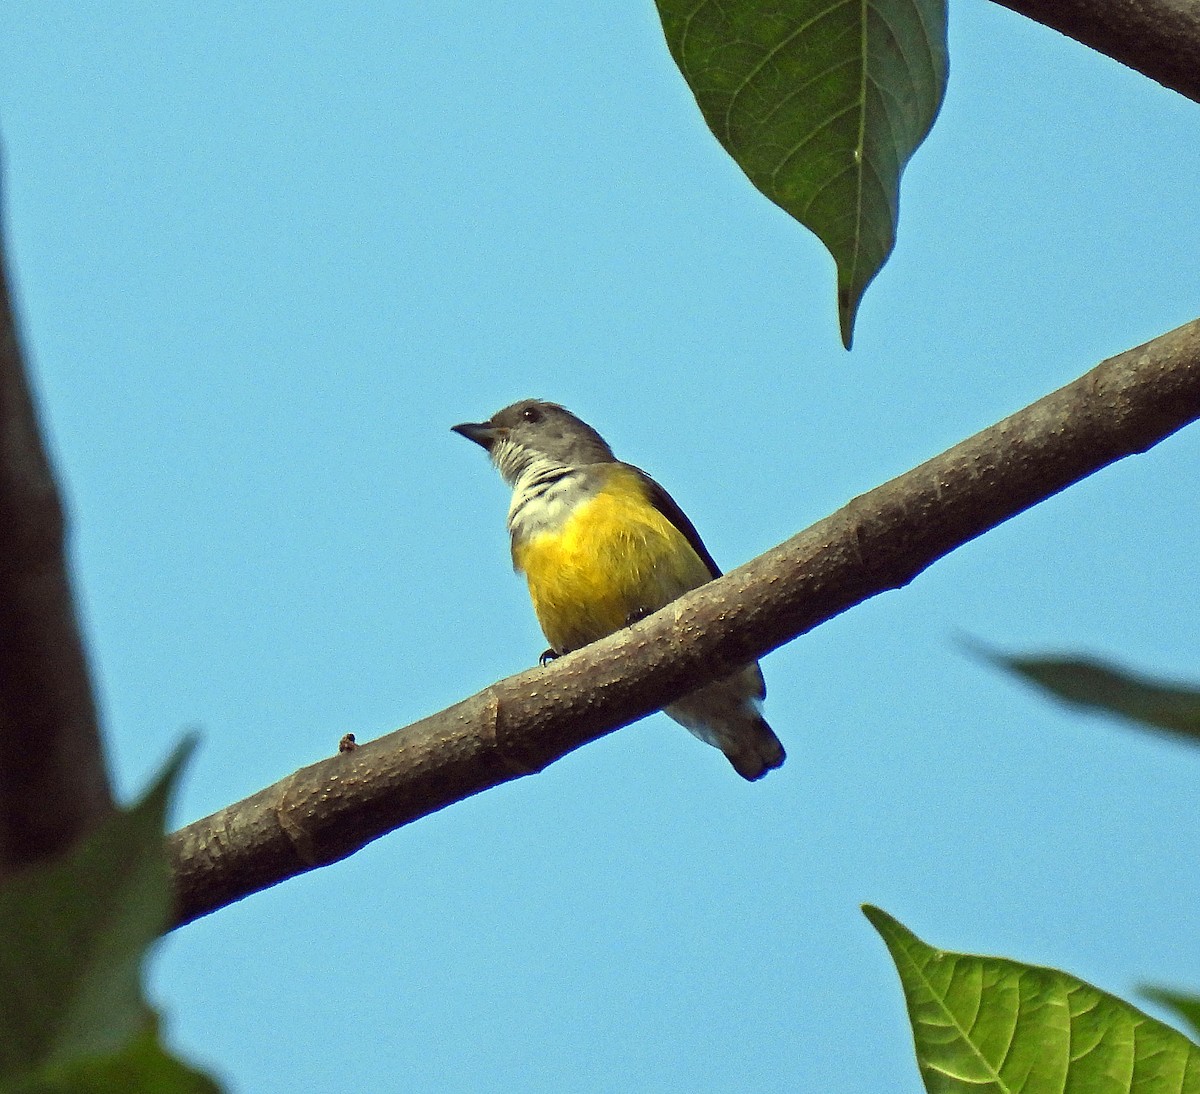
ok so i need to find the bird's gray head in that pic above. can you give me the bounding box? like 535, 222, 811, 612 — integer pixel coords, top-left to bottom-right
452, 399, 615, 484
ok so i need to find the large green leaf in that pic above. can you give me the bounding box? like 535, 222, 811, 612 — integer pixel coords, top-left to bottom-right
0, 738, 218, 1093
1143, 988, 1200, 1043
865, 906, 1200, 1094
987, 651, 1200, 744
7, 1031, 220, 1094
655, 0, 948, 347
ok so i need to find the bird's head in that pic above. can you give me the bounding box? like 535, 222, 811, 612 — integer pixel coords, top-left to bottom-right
452, 399, 614, 483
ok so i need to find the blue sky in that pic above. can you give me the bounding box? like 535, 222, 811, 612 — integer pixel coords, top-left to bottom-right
2, 4, 1199, 1091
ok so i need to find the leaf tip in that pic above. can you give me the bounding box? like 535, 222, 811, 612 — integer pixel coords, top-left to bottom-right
837, 286, 857, 350
955, 635, 1004, 666
134, 733, 202, 829
861, 904, 895, 933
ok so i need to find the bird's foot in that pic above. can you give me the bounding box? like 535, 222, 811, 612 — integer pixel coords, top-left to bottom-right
625, 607, 650, 628
539, 648, 560, 667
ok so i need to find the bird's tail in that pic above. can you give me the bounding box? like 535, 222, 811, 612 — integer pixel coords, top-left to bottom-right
665, 664, 785, 781
721, 713, 786, 781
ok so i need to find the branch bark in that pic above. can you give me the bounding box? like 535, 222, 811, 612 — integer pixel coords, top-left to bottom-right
0, 165, 114, 877
169, 316, 1200, 927
990, 0, 1200, 104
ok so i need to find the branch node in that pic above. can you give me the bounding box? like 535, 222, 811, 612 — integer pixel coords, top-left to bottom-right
485, 692, 546, 777
275, 774, 318, 866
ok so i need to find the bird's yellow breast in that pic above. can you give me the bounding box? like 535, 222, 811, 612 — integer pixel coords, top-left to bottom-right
511, 466, 712, 655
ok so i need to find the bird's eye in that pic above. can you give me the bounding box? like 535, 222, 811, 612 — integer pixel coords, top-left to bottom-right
522, 406, 542, 423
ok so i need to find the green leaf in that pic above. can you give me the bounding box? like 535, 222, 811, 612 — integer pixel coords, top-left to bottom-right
1143, 987, 1200, 1042
865, 905, 1200, 1094
0, 737, 216, 1092
654, 0, 948, 347
8, 1031, 220, 1094
984, 650, 1200, 744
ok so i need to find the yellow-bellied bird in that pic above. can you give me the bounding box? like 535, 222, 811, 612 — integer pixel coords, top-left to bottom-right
453, 399, 785, 780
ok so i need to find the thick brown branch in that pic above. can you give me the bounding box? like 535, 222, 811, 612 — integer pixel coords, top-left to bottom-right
0, 167, 114, 876
169, 317, 1200, 927
990, 0, 1200, 104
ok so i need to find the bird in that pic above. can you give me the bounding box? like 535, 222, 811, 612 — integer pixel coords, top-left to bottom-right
452, 399, 785, 780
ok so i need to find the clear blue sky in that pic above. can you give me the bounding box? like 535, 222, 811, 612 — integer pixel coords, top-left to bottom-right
3, 4, 1198, 1091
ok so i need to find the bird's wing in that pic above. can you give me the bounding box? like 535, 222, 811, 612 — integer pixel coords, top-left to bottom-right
627, 465, 722, 580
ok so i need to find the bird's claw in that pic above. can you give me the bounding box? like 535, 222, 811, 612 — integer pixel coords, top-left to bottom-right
539, 648, 560, 667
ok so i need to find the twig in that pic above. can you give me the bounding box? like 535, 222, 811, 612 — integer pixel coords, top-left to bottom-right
991, 0, 1200, 104
169, 316, 1200, 927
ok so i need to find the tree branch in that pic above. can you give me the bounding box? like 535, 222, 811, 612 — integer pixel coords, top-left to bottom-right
990, 0, 1200, 104
169, 316, 1200, 927
0, 162, 114, 878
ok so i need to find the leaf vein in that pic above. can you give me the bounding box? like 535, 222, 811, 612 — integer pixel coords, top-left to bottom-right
721, 0, 853, 143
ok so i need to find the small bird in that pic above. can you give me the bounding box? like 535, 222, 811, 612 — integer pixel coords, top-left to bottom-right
452, 399, 785, 780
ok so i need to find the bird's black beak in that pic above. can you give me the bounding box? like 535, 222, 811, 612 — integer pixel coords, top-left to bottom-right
451, 421, 499, 451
